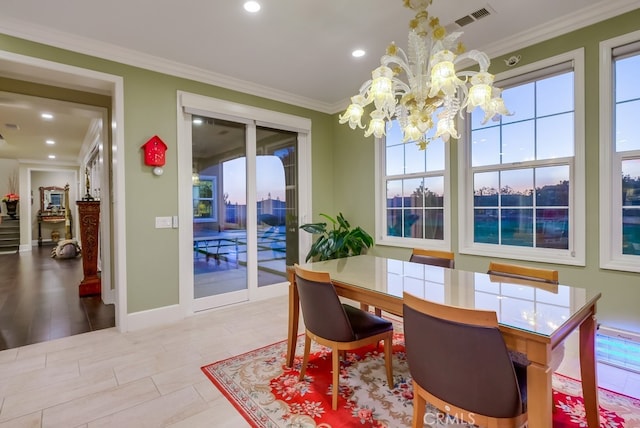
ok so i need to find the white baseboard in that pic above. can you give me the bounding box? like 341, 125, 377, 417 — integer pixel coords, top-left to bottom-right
125, 304, 184, 332
20, 244, 32, 252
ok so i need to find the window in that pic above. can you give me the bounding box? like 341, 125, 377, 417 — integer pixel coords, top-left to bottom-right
193, 176, 217, 222
376, 119, 450, 249
600, 32, 640, 272
460, 50, 585, 265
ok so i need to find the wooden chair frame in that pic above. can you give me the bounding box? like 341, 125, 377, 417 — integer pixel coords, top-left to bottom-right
404, 292, 528, 428
295, 265, 394, 410
487, 261, 558, 284
411, 248, 455, 263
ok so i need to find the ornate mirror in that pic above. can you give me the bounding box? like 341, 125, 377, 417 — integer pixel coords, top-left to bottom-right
40, 186, 66, 215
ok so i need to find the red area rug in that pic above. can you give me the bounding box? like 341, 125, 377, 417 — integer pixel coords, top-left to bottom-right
202, 333, 640, 427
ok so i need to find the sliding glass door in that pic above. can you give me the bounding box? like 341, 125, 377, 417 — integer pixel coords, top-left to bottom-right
256, 126, 298, 287
189, 116, 299, 311
192, 117, 248, 307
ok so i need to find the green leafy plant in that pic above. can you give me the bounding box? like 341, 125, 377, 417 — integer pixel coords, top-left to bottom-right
299, 212, 374, 262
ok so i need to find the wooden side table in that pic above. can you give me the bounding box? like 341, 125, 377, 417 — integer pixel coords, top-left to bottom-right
76, 200, 101, 296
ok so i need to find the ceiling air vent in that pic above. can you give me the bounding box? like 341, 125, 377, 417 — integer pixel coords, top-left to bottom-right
448, 4, 495, 30
471, 8, 491, 20
4, 123, 19, 130
454, 15, 476, 27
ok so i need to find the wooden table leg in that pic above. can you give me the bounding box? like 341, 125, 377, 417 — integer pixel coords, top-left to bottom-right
286, 276, 299, 367
580, 311, 600, 428
526, 360, 553, 427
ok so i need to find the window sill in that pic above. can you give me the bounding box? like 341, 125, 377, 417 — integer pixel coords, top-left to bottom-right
459, 243, 585, 267
600, 258, 640, 274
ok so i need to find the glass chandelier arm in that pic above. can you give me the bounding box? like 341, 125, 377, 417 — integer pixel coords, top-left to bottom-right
356, 79, 374, 97
380, 55, 416, 94
380, 49, 411, 71
455, 49, 491, 72
391, 78, 411, 94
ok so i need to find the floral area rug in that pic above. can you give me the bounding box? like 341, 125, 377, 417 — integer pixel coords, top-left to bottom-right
201, 333, 640, 427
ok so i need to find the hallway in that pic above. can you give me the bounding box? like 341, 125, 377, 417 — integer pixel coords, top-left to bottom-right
0, 244, 114, 351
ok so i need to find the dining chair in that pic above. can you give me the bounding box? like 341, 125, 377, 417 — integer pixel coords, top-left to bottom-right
403, 291, 528, 428
363, 248, 456, 317
487, 261, 558, 284
487, 261, 564, 382
294, 264, 395, 410
409, 248, 455, 269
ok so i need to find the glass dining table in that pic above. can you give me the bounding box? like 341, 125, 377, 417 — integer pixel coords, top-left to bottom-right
285, 254, 601, 428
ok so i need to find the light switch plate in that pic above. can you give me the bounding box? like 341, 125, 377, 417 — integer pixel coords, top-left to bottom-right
155, 216, 172, 229
172, 215, 179, 228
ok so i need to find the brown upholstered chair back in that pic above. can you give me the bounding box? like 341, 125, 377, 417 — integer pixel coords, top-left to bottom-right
403, 293, 525, 418
295, 271, 355, 342
409, 249, 455, 269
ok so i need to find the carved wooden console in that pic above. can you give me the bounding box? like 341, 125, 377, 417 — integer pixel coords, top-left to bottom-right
38, 185, 72, 246
76, 200, 101, 296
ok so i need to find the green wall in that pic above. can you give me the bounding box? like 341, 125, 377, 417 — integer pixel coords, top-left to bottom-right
333, 9, 640, 332
2, 8, 639, 331
0, 34, 335, 313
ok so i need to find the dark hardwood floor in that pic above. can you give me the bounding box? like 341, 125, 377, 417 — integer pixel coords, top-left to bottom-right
0, 245, 115, 351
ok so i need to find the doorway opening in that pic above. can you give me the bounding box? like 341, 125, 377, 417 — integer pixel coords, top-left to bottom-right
0, 50, 127, 347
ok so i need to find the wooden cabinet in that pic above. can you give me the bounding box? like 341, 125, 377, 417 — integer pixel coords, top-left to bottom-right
76, 200, 101, 296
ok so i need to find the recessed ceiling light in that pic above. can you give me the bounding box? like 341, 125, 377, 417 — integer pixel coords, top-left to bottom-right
48, 154, 56, 159
192, 118, 203, 125
41, 113, 54, 120
244, 1, 260, 13
46, 139, 55, 145
352, 49, 366, 58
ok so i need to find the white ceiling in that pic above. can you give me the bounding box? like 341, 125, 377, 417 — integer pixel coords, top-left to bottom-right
0, 0, 638, 163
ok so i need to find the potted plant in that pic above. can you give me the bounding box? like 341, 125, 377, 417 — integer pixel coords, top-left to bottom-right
2, 171, 19, 219
299, 212, 374, 262
2, 193, 19, 219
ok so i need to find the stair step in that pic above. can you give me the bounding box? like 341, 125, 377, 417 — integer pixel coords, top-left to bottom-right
0, 218, 20, 252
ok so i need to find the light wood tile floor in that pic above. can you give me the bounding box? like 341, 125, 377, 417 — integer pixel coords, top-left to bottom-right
0, 295, 638, 427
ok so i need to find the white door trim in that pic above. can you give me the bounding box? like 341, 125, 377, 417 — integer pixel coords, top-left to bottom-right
0, 49, 128, 331
177, 90, 312, 315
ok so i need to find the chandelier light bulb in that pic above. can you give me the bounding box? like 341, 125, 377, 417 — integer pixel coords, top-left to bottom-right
482, 88, 511, 124
370, 66, 396, 113
468, 84, 492, 110
340, 0, 510, 149
365, 110, 387, 138
338, 95, 366, 129
403, 122, 423, 143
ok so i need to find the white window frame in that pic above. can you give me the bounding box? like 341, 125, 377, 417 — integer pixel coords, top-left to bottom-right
192, 175, 217, 223
374, 129, 451, 251
459, 49, 586, 266
600, 30, 640, 273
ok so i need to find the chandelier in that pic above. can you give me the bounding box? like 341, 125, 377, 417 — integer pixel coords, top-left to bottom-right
339, 0, 510, 149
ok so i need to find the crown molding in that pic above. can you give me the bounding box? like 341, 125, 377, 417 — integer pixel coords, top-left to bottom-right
482, 0, 640, 60
1, 2, 638, 116
331, 2, 640, 115
0, 17, 335, 114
